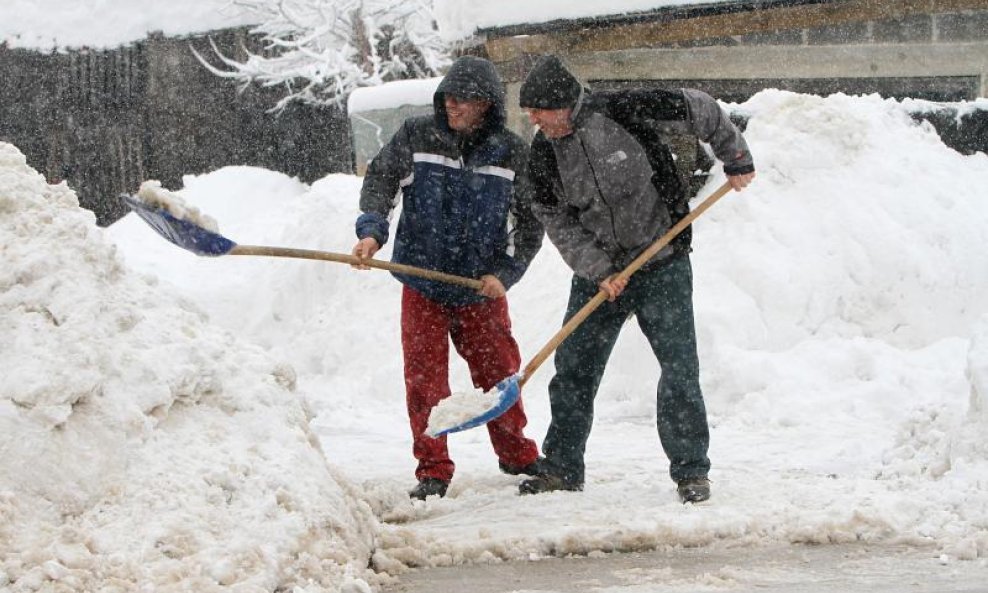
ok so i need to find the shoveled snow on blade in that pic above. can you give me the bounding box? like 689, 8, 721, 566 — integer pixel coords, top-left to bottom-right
426, 387, 501, 437
135, 180, 220, 232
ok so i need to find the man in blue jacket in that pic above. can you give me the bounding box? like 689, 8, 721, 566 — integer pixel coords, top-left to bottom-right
517, 55, 755, 503
352, 56, 546, 500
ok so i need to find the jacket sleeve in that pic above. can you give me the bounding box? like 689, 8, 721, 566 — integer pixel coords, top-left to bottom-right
681, 88, 755, 176
355, 120, 414, 246
491, 142, 545, 290
529, 135, 618, 283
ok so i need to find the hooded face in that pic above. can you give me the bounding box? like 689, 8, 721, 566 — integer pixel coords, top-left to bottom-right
434, 56, 506, 135
444, 94, 492, 133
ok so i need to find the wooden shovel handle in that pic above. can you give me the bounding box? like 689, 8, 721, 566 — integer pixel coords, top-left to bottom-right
229, 245, 484, 290
518, 181, 733, 388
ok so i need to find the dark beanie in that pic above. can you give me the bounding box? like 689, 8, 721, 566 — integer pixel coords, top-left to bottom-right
519, 55, 583, 109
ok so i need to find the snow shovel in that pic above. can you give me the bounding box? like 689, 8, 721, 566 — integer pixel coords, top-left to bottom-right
118, 193, 483, 290
429, 181, 734, 436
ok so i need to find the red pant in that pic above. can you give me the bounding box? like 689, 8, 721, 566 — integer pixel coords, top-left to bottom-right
401, 286, 539, 481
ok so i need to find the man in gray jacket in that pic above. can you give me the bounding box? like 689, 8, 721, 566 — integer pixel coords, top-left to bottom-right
517, 55, 755, 503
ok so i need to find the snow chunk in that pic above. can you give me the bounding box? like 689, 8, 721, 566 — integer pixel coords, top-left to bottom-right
426, 388, 502, 437
135, 179, 220, 232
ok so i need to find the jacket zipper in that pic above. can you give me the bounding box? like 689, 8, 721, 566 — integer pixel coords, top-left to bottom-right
577, 133, 626, 258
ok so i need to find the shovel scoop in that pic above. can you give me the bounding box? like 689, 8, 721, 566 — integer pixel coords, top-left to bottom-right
424, 377, 521, 437
121, 193, 236, 256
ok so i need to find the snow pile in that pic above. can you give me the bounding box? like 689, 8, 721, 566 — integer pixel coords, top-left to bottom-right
109, 167, 343, 363
0, 143, 377, 592
969, 317, 988, 425
694, 91, 988, 559
702, 91, 988, 352
875, 315, 988, 560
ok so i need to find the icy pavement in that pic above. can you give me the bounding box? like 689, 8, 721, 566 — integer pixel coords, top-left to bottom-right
383, 543, 988, 593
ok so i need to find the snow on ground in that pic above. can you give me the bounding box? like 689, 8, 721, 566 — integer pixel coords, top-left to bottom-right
3, 88, 988, 592
0, 144, 378, 592
102, 89, 988, 577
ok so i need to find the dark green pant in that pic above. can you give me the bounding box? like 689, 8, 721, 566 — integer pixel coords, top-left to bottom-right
542, 254, 711, 485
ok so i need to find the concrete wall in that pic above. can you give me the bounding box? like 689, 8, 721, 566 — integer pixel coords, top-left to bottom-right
0, 28, 351, 226
482, 0, 988, 137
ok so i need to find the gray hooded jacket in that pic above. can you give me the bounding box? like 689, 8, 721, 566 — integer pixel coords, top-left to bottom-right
529, 87, 754, 283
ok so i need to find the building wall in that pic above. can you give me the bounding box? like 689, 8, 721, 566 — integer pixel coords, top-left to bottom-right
0, 28, 350, 226
481, 0, 988, 137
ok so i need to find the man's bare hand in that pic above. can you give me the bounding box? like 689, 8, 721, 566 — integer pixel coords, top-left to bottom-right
351, 237, 380, 270
477, 274, 506, 299
599, 274, 628, 301
727, 171, 756, 191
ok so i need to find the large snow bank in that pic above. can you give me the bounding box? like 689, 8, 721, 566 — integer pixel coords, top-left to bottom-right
0, 142, 377, 592
703, 91, 988, 352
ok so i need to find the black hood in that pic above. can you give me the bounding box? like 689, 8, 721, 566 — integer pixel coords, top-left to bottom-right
520, 55, 585, 110
434, 56, 507, 133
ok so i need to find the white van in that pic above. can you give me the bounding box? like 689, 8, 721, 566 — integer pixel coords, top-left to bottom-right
347, 77, 441, 175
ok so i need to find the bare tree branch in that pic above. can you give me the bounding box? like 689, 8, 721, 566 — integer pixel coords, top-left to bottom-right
194, 0, 449, 110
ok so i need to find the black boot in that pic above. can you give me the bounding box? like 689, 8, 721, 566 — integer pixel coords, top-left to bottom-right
677, 477, 711, 503
518, 473, 582, 495
499, 456, 548, 476
409, 478, 449, 500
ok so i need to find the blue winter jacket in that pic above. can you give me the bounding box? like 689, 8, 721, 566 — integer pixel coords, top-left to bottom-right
356, 58, 543, 305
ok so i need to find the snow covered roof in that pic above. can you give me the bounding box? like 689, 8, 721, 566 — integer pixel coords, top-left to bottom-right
434, 0, 834, 41
1, 0, 836, 51
347, 78, 442, 114
0, 0, 258, 51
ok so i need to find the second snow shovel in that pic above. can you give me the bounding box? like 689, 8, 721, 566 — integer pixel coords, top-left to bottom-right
118, 191, 482, 290
428, 181, 734, 436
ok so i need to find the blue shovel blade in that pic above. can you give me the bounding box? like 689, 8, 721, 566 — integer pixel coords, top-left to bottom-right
119, 194, 237, 256
430, 375, 521, 437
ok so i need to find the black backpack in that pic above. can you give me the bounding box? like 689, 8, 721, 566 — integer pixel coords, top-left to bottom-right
588, 87, 716, 252
614, 114, 715, 253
